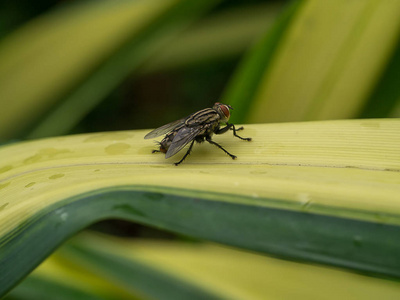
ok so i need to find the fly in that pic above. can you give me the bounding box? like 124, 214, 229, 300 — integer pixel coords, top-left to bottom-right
144, 102, 251, 165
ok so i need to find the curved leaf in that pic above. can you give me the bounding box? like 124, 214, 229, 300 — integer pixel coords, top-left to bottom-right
0, 120, 400, 295
10, 233, 400, 300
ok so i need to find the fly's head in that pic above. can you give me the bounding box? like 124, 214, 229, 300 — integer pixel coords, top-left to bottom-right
213, 102, 232, 123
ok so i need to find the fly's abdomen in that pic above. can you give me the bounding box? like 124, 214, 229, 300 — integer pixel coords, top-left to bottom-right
158, 129, 178, 153
159, 143, 168, 153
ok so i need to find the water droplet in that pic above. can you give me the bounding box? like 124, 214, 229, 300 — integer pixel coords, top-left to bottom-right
60, 212, 68, 221
49, 174, 65, 180
298, 193, 312, 210
55, 209, 68, 221
25, 182, 36, 188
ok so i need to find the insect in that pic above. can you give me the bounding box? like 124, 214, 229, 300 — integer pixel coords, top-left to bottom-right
144, 102, 251, 165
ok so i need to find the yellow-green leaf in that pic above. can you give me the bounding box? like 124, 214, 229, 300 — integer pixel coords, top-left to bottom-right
10, 232, 400, 300
225, 0, 400, 123
0, 0, 220, 140
1, 120, 400, 295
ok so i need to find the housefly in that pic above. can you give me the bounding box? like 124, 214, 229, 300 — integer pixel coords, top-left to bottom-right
144, 102, 251, 165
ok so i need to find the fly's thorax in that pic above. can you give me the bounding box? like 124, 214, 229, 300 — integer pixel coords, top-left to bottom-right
198, 122, 218, 137
185, 108, 220, 126
213, 102, 231, 123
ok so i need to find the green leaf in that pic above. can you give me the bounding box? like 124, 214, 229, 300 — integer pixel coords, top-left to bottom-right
359, 36, 400, 118
224, 0, 400, 123
10, 232, 400, 300
4, 276, 115, 300
1, 120, 400, 296
139, 2, 283, 74
221, 0, 303, 123
0, 0, 220, 141
60, 240, 227, 300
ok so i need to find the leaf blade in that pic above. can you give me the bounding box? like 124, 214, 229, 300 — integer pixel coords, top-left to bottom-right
1, 120, 400, 295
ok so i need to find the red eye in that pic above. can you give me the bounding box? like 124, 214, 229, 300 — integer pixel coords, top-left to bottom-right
220, 105, 230, 118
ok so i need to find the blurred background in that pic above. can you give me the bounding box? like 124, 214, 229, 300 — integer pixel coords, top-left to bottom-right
1, 0, 400, 298
1, 0, 400, 257
0, 0, 286, 239
1, 0, 398, 144
0, 0, 285, 141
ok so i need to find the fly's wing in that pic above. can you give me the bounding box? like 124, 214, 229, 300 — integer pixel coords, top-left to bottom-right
144, 118, 185, 139
165, 126, 201, 159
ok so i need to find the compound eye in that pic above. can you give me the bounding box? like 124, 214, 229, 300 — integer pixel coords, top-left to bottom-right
220, 104, 230, 118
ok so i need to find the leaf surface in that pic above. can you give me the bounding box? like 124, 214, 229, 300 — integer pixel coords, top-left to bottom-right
1, 120, 399, 295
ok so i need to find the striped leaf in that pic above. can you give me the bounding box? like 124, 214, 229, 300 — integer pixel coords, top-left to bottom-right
1, 119, 399, 296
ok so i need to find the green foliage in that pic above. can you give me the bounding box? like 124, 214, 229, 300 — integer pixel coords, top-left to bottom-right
1, 0, 400, 299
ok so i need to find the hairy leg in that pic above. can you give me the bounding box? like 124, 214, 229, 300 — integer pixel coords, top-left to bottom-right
174, 140, 196, 166
206, 137, 236, 160
215, 123, 252, 141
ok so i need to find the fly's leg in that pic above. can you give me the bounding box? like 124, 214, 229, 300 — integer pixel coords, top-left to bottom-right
215, 123, 252, 141
152, 149, 161, 153
229, 123, 252, 141
174, 140, 195, 166
206, 136, 237, 160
